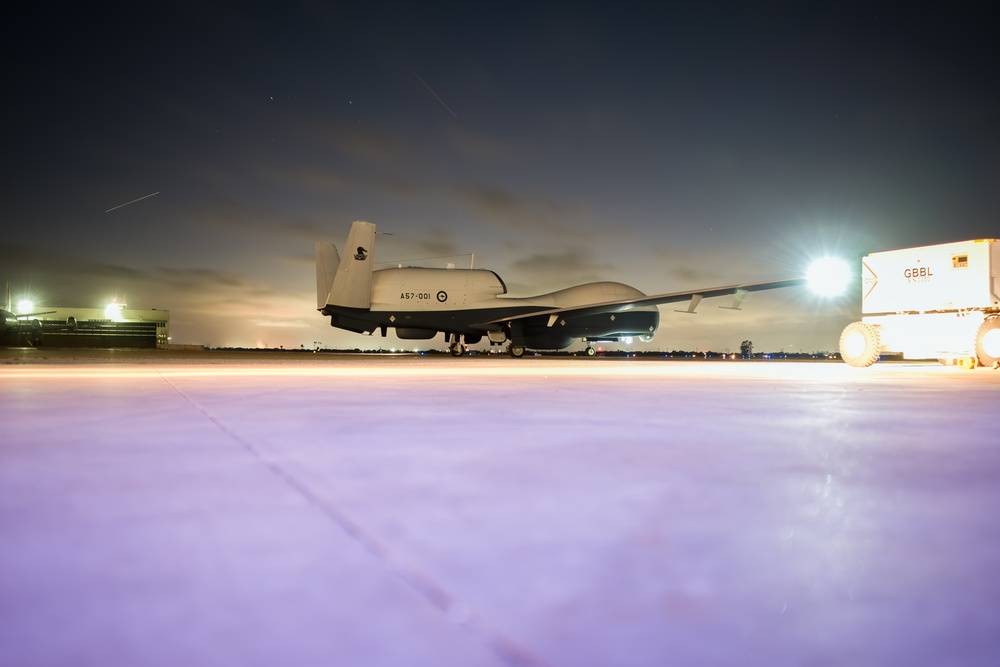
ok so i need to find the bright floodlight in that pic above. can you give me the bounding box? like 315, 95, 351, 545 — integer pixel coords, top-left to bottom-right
806, 257, 852, 296
104, 302, 122, 320
17, 299, 34, 314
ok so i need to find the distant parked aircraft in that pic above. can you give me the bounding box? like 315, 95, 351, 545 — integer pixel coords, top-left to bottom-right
1, 283, 54, 346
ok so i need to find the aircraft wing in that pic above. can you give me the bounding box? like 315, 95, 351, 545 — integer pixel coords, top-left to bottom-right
473, 278, 807, 329
2, 309, 57, 320
12, 310, 57, 319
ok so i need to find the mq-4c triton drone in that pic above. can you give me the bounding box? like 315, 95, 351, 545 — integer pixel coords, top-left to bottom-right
316, 220, 828, 357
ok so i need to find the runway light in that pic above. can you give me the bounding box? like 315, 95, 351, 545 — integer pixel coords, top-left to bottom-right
806, 257, 852, 296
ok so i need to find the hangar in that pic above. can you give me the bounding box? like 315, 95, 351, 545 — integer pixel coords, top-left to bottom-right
3, 304, 169, 348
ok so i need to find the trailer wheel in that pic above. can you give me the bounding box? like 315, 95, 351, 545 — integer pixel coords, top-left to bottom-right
975, 316, 1000, 367
839, 321, 881, 367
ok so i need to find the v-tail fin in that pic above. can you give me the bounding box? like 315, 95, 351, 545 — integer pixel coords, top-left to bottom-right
315, 242, 341, 309
325, 220, 376, 309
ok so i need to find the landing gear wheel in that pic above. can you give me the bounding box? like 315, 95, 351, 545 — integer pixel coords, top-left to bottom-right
29, 319, 43, 347
585, 346, 596, 357
447, 333, 464, 357
975, 316, 1000, 368
839, 321, 881, 367
508, 345, 526, 358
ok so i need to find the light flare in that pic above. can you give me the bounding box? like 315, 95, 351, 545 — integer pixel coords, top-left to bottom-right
806, 257, 852, 296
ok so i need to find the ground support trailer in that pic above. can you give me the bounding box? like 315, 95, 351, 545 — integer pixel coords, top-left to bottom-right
839, 239, 1000, 368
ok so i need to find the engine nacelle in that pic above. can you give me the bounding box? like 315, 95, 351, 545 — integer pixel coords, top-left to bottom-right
395, 327, 438, 340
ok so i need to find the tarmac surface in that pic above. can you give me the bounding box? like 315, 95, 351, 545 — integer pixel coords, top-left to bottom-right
2, 348, 999, 667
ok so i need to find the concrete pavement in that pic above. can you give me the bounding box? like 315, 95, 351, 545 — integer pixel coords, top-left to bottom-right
2, 352, 999, 666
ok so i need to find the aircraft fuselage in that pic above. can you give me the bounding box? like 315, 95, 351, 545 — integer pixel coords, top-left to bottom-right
320, 266, 658, 349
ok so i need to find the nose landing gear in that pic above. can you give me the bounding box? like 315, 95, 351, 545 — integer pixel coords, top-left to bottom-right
447, 333, 465, 357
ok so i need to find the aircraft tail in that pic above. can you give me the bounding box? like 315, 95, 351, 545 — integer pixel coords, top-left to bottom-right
315, 242, 341, 309
324, 220, 376, 309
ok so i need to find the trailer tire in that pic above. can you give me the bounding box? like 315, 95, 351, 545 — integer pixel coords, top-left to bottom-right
839, 321, 881, 367
975, 316, 1000, 368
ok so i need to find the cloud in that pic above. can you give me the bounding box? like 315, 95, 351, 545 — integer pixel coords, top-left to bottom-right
259, 164, 354, 195
444, 127, 519, 162
2, 246, 153, 302
275, 218, 330, 242
452, 182, 580, 235
165, 198, 338, 253
507, 248, 615, 290
412, 230, 462, 259
2, 243, 313, 331
249, 317, 316, 329
318, 122, 411, 166
154, 267, 259, 293
370, 228, 469, 269
368, 174, 427, 200
663, 265, 720, 284
281, 250, 317, 268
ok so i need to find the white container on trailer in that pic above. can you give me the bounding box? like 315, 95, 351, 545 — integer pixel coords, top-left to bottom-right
839, 239, 1000, 368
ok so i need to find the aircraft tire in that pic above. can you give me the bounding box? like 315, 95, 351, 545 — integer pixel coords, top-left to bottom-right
585, 346, 596, 357
449, 344, 464, 357
839, 321, 881, 367
508, 345, 526, 358
975, 316, 1000, 368
28, 319, 43, 347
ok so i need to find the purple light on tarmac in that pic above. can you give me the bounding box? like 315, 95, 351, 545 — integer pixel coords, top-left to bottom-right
2, 354, 998, 667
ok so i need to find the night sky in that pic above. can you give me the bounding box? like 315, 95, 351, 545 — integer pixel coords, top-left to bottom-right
5, 3, 998, 352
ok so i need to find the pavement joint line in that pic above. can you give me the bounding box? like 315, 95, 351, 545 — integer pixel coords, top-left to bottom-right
150, 367, 550, 667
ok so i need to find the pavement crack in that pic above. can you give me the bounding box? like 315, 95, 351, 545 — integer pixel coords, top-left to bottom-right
154, 369, 549, 667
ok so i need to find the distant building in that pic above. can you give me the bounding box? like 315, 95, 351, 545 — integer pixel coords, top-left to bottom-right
11, 306, 169, 348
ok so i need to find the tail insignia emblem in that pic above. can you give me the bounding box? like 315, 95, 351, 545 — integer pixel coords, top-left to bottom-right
354, 247, 368, 260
